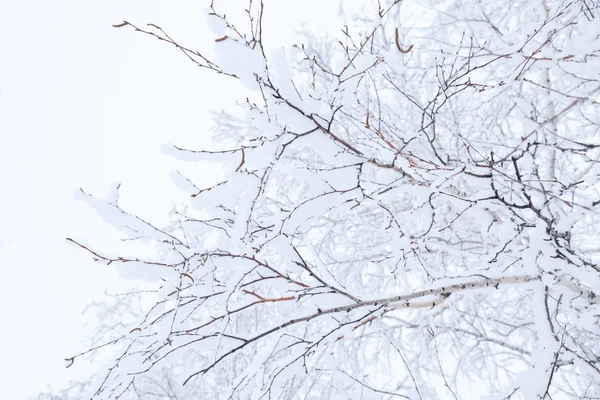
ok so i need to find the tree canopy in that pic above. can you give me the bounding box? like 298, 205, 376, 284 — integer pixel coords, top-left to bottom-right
49, 1, 600, 399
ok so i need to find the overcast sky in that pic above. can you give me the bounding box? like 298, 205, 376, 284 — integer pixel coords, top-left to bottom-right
0, 1, 341, 398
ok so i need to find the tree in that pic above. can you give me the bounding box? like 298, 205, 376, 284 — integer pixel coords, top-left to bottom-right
51, 0, 600, 398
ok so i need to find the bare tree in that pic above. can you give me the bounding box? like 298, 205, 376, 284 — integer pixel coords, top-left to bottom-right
52, 0, 600, 398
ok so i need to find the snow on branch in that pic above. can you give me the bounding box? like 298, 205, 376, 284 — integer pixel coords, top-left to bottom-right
60, 1, 600, 399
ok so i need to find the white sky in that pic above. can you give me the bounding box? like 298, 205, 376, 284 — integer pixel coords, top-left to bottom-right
0, 0, 339, 398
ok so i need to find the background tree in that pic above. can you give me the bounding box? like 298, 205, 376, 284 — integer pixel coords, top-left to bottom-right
49, 0, 600, 398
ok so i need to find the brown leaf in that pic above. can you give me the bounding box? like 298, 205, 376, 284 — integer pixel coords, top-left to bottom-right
181, 272, 195, 283
235, 148, 246, 172
395, 28, 414, 54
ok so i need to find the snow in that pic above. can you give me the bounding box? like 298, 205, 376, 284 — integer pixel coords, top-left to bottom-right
16, 0, 600, 398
